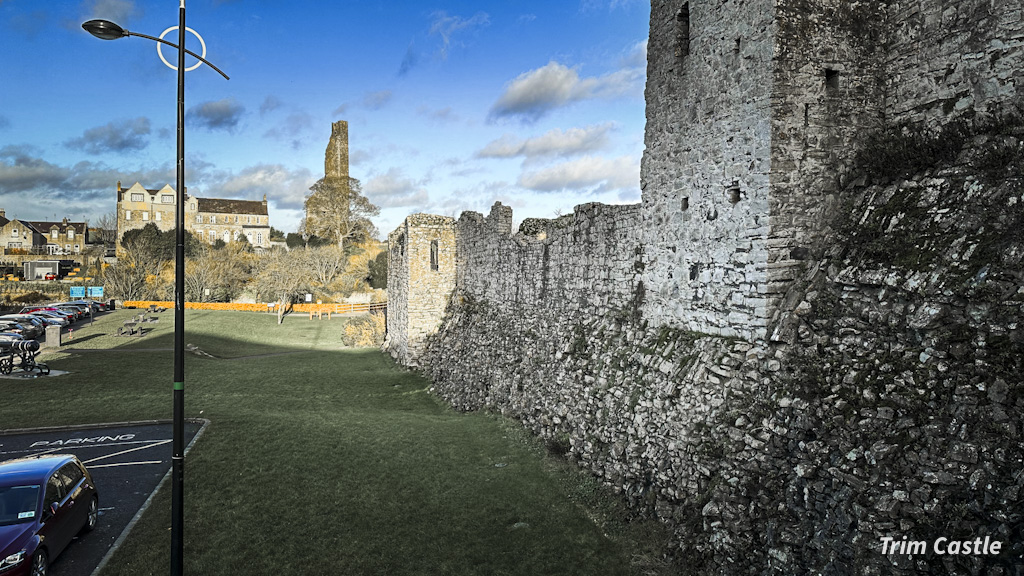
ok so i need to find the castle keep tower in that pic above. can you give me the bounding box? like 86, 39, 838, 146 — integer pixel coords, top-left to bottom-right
325, 120, 349, 183
641, 0, 887, 340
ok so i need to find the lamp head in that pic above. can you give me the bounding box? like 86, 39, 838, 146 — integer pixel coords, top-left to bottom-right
82, 19, 128, 40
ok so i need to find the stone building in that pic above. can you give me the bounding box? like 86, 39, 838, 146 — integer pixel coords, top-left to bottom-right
28, 218, 92, 255
115, 181, 271, 253
385, 214, 456, 365
0, 218, 46, 254
387, 1, 1024, 573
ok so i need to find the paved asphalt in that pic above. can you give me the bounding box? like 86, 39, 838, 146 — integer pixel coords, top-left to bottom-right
0, 420, 204, 576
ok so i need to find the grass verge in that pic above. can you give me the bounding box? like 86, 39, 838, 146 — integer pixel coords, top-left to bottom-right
1, 309, 674, 575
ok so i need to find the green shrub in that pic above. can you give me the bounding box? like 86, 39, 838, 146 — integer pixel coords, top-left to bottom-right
342, 313, 386, 347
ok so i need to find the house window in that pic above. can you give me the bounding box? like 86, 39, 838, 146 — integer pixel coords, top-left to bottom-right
246, 216, 250, 223
131, 193, 144, 202
142, 212, 149, 221
235, 215, 239, 223
125, 210, 131, 220
51, 230, 58, 239
65, 244, 71, 251
676, 2, 690, 59
257, 233, 263, 244
162, 194, 174, 203
74, 244, 80, 252
430, 240, 439, 271
197, 215, 203, 224
67, 229, 74, 239
223, 231, 230, 243
190, 203, 196, 210
211, 215, 216, 224
156, 212, 162, 221
11, 229, 17, 238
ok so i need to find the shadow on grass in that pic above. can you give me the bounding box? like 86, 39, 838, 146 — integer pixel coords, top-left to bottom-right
3, 309, 676, 576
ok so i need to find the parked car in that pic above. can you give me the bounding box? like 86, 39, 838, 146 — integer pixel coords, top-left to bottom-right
26, 312, 67, 328
0, 332, 26, 343
66, 300, 104, 314
0, 317, 42, 340
0, 454, 99, 576
43, 273, 57, 281
26, 310, 70, 323
20, 308, 75, 323
52, 305, 88, 321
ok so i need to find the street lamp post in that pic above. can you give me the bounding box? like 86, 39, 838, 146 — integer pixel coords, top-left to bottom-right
83, 5, 227, 575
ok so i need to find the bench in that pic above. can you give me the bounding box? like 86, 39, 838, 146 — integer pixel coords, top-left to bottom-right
115, 321, 145, 337
147, 304, 167, 313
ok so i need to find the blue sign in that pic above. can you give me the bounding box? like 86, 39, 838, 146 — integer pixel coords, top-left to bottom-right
87, 286, 104, 298
69, 286, 86, 298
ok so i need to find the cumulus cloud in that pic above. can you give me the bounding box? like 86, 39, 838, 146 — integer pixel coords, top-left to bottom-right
477, 123, 614, 159
187, 98, 245, 132
214, 164, 314, 210
364, 168, 429, 208
517, 155, 639, 193
429, 11, 490, 59
65, 117, 151, 154
489, 61, 643, 122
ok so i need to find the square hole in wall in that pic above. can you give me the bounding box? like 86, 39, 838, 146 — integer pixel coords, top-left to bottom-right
825, 69, 840, 93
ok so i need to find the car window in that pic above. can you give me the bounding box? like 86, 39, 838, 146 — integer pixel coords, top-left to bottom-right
57, 463, 84, 492
0, 485, 40, 525
44, 474, 65, 508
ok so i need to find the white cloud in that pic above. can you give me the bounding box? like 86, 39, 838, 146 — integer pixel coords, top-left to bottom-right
517, 155, 639, 193
364, 168, 429, 208
489, 61, 643, 122
215, 164, 315, 210
429, 11, 490, 59
477, 123, 614, 159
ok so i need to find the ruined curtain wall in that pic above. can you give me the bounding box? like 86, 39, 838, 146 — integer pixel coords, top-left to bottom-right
884, 0, 1023, 128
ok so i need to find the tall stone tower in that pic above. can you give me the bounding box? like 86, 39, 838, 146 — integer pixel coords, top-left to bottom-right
325, 120, 349, 182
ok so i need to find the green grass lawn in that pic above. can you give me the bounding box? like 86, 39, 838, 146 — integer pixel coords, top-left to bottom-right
0, 309, 673, 575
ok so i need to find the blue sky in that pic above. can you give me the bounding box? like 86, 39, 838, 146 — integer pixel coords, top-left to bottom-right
0, 0, 650, 237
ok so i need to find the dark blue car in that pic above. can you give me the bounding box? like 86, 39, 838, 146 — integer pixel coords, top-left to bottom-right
0, 455, 98, 576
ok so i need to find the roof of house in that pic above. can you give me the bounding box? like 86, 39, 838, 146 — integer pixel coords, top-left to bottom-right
29, 220, 89, 235
197, 197, 268, 216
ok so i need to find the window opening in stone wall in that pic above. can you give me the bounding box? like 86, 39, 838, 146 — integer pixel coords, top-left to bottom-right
727, 182, 743, 204
825, 69, 840, 93
681, 197, 689, 211
804, 103, 810, 127
675, 3, 690, 59
734, 38, 741, 54
430, 239, 439, 271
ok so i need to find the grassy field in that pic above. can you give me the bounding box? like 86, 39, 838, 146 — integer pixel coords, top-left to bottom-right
0, 309, 674, 575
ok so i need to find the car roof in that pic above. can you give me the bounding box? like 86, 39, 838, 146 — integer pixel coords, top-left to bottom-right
0, 455, 77, 486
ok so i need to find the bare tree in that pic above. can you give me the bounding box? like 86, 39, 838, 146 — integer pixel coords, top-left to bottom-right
305, 245, 348, 288
94, 212, 118, 246
251, 248, 310, 324
303, 176, 380, 251
103, 251, 149, 300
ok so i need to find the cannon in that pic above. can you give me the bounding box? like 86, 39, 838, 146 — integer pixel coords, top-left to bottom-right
0, 339, 48, 376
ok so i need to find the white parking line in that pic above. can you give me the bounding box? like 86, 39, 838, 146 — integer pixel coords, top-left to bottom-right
1, 439, 174, 457
82, 440, 172, 465
88, 461, 163, 469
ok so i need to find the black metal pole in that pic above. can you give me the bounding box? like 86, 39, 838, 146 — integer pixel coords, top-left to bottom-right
171, 0, 186, 574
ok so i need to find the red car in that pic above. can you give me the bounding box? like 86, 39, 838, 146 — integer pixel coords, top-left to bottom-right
0, 455, 99, 576
42, 273, 56, 281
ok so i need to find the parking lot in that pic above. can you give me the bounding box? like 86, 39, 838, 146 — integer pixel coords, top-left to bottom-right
0, 420, 205, 576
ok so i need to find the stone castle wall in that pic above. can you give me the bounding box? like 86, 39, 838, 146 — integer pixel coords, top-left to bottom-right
386, 1, 1024, 573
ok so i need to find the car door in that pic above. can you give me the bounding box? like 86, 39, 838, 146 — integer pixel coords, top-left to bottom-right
55, 463, 88, 531
39, 472, 74, 556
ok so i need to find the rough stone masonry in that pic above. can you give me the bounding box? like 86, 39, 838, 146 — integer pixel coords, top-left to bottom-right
386, 1, 1024, 574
